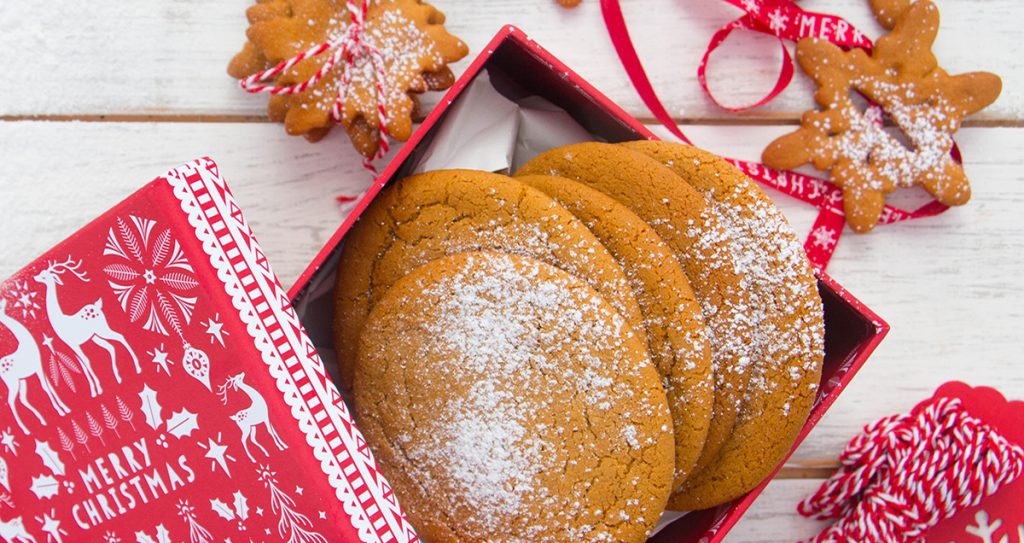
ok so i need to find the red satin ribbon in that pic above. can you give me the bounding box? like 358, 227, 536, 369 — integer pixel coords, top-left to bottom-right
601, 0, 693, 145
699, 0, 871, 111
599, 0, 952, 270
726, 159, 948, 267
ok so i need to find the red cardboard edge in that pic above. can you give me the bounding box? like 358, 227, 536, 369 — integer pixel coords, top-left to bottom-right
163, 159, 418, 542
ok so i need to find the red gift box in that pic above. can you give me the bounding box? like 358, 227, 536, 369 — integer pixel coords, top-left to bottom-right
287, 26, 890, 542
0, 160, 415, 542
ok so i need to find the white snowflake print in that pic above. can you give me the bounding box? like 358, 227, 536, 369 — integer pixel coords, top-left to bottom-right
767, 8, 790, 34
7, 281, 40, 319
964, 510, 1024, 543
811, 226, 838, 249
741, 0, 759, 15
103, 215, 198, 337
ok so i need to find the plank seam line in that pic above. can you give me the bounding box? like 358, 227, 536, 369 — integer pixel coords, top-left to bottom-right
1, 114, 1020, 128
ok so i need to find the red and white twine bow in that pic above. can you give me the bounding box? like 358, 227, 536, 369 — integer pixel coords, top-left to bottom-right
600, 0, 955, 270
798, 397, 1024, 542
240, 0, 391, 171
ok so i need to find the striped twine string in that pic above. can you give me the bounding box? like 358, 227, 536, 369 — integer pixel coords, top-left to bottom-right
240, 0, 390, 172
799, 397, 1024, 542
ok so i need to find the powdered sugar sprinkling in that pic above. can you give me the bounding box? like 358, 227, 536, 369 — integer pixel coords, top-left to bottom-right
685, 211, 755, 410
699, 179, 824, 420
362, 252, 672, 542
441, 381, 542, 517
319, 8, 447, 121
823, 84, 961, 198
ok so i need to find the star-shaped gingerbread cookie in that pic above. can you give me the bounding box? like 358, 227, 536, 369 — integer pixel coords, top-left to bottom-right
762, 0, 1001, 232
229, 0, 467, 157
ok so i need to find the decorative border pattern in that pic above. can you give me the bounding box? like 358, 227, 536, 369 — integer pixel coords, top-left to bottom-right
163, 157, 417, 543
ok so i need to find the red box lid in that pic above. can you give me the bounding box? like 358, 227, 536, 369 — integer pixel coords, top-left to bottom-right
0, 158, 415, 543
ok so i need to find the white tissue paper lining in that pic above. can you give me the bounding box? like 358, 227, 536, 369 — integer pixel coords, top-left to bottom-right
295, 68, 595, 371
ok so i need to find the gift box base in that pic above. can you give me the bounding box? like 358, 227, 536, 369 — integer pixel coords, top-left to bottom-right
288, 25, 889, 543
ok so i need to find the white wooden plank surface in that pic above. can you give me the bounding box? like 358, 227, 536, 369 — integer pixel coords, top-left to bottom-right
727, 479, 832, 542
1, 0, 1018, 120
0, 122, 376, 281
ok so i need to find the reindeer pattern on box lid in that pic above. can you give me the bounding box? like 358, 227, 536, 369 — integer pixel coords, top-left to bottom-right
0, 158, 414, 543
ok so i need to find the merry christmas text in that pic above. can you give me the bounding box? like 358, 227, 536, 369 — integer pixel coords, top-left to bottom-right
71, 437, 196, 529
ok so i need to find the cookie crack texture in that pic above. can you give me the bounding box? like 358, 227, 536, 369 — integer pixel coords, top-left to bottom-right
352, 252, 672, 543
516, 144, 757, 480
516, 173, 714, 491
620, 141, 825, 510
333, 169, 646, 392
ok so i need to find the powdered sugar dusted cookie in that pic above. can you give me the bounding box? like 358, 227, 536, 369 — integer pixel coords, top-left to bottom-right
332, 169, 646, 390
624, 141, 825, 509
353, 251, 674, 542
517, 173, 713, 490
228, 0, 468, 157
762, 0, 1001, 232
516, 143, 756, 480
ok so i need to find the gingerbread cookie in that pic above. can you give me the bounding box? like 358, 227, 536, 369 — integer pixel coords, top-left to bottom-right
870, 0, 912, 29
623, 141, 826, 509
762, 0, 1001, 232
518, 174, 714, 489
353, 251, 674, 542
516, 143, 756, 478
228, 0, 468, 157
332, 169, 647, 390
226, 0, 292, 78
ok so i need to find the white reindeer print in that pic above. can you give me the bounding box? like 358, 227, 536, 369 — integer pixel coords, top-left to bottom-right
218, 373, 287, 461
0, 300, 69, 433
0, 516, 35, 543
34, 258, 141, 397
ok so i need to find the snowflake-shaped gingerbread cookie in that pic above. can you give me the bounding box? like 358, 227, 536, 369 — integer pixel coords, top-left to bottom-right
228, 0, 467, 157
762, 0, 1001, 232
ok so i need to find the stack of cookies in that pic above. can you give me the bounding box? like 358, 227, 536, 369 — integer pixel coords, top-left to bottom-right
332, 141, 825, 542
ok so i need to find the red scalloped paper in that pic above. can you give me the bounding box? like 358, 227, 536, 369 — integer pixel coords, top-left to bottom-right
925, 382, 1024, 543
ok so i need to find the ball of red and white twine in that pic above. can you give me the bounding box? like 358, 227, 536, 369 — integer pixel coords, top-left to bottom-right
799, 396, 1024, 542
239, 0, 391, 171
